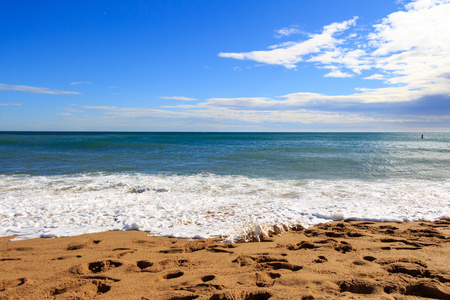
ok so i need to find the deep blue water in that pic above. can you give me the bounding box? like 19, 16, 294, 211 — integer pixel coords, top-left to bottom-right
0, 132, 449, 180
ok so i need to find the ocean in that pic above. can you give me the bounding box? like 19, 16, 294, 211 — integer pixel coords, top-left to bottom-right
0, 132, 449, 241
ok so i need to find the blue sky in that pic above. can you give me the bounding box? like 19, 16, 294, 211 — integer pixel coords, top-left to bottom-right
1, 0, 449, 131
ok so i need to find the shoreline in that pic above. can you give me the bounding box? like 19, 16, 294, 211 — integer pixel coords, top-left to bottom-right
1, 219, 449, 299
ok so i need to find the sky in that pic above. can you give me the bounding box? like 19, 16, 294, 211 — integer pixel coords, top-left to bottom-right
1, 0, 449, 132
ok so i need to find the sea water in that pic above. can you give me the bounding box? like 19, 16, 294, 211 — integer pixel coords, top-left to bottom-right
0, 132, 449, 240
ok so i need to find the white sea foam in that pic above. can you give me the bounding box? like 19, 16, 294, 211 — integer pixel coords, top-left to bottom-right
0, 173, 449, 241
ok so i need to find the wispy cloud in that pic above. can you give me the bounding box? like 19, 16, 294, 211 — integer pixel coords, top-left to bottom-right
364, 74, 385, 80
219, 17, 358, 69
0, 103, 23, 106
274, 25, 301, 38
323, 68, 353, 78
159, 96, 198, 101
69, 82, 92, 85
0, 83, 81, 95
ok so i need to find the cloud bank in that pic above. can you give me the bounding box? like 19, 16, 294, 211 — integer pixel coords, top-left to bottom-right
0, 83, 80, 95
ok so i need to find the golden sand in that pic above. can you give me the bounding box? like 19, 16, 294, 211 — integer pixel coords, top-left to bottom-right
1, 219, 449, 299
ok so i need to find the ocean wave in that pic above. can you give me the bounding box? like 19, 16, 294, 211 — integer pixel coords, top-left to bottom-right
1, 173, 449, 241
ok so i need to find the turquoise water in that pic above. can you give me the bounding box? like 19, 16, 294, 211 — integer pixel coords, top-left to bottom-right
0, 132, 449, 240
1, 132, 449, 180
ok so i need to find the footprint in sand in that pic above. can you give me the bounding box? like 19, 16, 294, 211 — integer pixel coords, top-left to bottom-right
325, 231, 345, 238
376, 257, 427, 267
207, 244, 235, 253
0, 278, 26, 291
209, 291, 272, 300
175, 275, 223, 295
382, 277, 450, 298
201, 275, 215, 282
52, 255, 82, 260
14, 247, 34, 251
339, 279, 377, 295
182, 241, 208, 253
384, 262, 430, 277
82, 275, 121, 282
378, 224, 399, 235
110, 248, 137, 258
232, 255, 302, 271
140, 258, 196, 273
406, 228, 447, 239
166, 295, 199, 300
88, 260, 122, 273
67, 239, 101, 251
362, 255, 376, 262
0, 258, 21, 261
429, 219, 450, 228
160, 240, 233, 254
370, 257, 450, 297
163, 271, 184, 280
264, 262, 303, 271
313, 256, 328, 263
50, 278, 113, 298
286, 241, 316, 250
256, 272, 281, 287
70, 260, 123, 275
136, 260, 154, 270
315, 239, 355, 253
286, 239, 355, 253
402, 281, 450, 299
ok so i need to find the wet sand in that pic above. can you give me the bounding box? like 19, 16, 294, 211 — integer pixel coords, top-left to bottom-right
1, 219, 449, 299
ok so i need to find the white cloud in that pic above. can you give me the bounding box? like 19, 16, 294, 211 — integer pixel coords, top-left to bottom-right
324, 69, 353, 78
159, 96, 198, 101
54, 0, 450, 131
267, 41, 298, 50
218, 0, 450, 103
368, 0, 450, 91
70, 82, 92, 85
274, 25, 301, 38
0, 83, 81, 95
364, 74, 385, 80
218, 17, 358, 69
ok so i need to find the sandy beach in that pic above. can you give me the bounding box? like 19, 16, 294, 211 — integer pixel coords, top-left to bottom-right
0, 219, 449, 299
